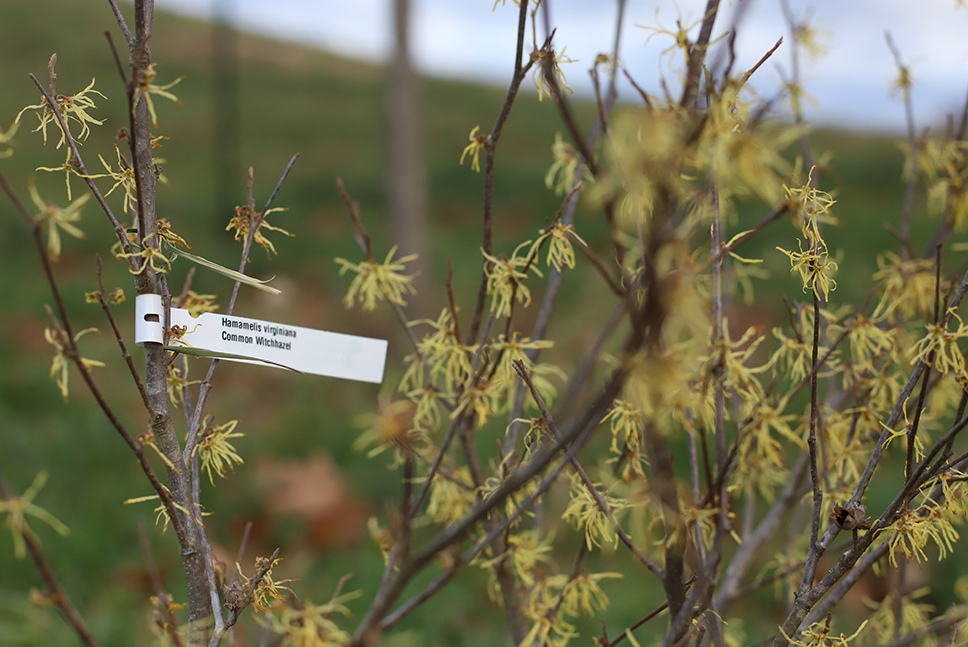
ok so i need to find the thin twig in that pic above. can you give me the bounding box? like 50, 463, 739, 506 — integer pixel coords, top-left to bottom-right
184, 156, 299, 464
504, 0, 627, 458
104, 31, 129, 86
352, 347, 636, 645
446, 258, 462, 343
606, 600, 671, 647
409, 316, 493, 518
885, 32, 918, 261
26, 74, 136, 266
877, 615, 966, 647
95, 255, 151, 409
0, 470, 101, 647
227, 520, 254, 587
514, 359, 663, 577
107, 0, 135, 46
680, 0, 722, 108
337, 177, 374, 262
32, 256, 188, 550
138, 520, 185, 647
376, 381, 622, 637
795, 287, 824, 600
706, 202, 789, 269
738, 37, 783, 90
466, 0, 538, 345
543, 53, 598, 178
325, 573, 355, 620
227, 155, 299, 313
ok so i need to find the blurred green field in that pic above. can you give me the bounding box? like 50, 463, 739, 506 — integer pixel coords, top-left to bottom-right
0, 1, 962, 646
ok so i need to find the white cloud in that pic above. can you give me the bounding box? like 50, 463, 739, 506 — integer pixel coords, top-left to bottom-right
154, 0, 968, 132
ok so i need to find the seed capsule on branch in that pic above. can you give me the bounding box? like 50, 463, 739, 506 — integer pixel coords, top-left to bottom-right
830, 502, 871, 531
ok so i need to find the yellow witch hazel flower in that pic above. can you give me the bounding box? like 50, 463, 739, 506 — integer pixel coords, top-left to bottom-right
558, 571, 623, 617
156, 218, 189, 249
561, 471, 629, 550
907, 312, 968, 377
85, 287, 125, 306
545, 133, 579, 195
405, 385, 445, 433
123, 486, 198, 534
336, 246, 418, 311
478, 467, 541, 525
487, 529, 555, 587
226, 204, 292, 257
863, 587, 935, 642
29, 178, 88, 262
929, 172, 968, 231
17, 76, 105, 148
640, 3, 719, 71
263, 598, 354, 647
900, 136, 968, 231
879, 397, 936, 472
166, 363, 199, 409
884, 498, 960, 568
518, 574, 578, 645
460, 125, 487, 172
792, 18, 830, 61
450, 377, 503, 428
411, 308, 473, 395
667, 499, 726, 552
701, 323, 769, 402
97, 145, 138, 215
531, 222, 587, 273
37, 146, 102, 201
426, 466, 474, 525
354, 399, 425, 462
0, 471, 70, 560
117, 237, 173, 275
482, 241, 543, 318
740, 400, 801, 470
871, 252, 936, 324
492, 332, 562, 404
837, 313, 894, 371
45, 326, 105, 401
236, 555, 295, 612
696, 85, 795, 207
193, 416, 244, 485
604, 399, 643, 455
898, 137, 968, 184
770, 326, 813, 384
518, 613, 578, 647
0, 119, 17, 158
784, 165, 840, 228
182, 291, 219, 318
781, 617, 867, 647
776, 235, 838, 301
132, 63, 184, 128
531, 47, 575, 102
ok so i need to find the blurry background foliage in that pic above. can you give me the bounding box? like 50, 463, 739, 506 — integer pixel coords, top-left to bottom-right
0, 0, 951, 645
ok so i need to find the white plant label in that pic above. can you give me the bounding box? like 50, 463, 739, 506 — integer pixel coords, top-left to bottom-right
169, 309, 387, 383
134, 295, 387, 383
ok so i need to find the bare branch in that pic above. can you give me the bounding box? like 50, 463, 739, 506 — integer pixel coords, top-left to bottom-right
0, 470, 102, 647
514, 359, 663, 577
107, 0, 135, 46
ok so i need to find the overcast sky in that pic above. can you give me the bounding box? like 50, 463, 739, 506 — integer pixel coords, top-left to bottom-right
155, 0, 968, 133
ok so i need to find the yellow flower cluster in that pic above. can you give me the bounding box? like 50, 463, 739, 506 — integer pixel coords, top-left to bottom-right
335, 246, 417, 311
193, 416, 244, 485
561, 471, 629, 550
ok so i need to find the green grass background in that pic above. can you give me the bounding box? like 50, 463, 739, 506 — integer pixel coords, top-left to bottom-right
0, 1, 962, 645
